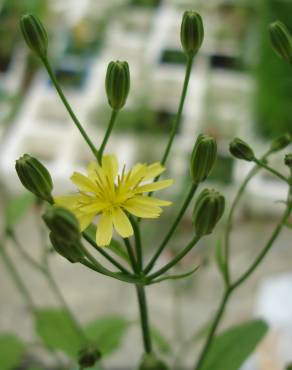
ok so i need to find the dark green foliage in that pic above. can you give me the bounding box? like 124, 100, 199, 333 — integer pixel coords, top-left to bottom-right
254, 0, 292, 137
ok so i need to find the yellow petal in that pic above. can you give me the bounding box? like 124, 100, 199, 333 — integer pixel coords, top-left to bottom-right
54, 194, 81, 209
71, 172, 99, 193
96, 212, 113, 247
143, 162, 165, 180
123, 198, 162, 218
76, 211, 95, 231
131, 195, 172, 207
112, 207, 133, 238
135, 179, 174, 193
124, 163, 147, 188
102, 155, 118, 183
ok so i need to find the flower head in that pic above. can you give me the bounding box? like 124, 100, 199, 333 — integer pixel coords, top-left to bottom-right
55, 155, 173, 246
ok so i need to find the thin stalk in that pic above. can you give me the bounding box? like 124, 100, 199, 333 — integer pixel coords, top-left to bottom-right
160, 56, 194, 167
194, 289, 231, 370
97, 109, 118, 164
194, 187, 292, 370
147, 55, 194, 198
124, 238, 138, 273
254, 158, 288, 183
224, 151, 271, 282
145, 183, 198, 274
131, 216, 143, 271
148, 235, 200, 280
136, 285, 152, 353
41, 57, 99, 160
82, 231, 131, 274
0, 242, 36, 312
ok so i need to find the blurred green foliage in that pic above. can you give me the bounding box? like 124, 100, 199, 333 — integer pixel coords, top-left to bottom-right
254, 0, 292, 138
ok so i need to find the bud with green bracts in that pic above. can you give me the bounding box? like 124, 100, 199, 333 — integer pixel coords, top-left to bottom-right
285, 153, 292, 169
43, 207, 81, 243
78, 345, 102, 369
192, 188, 225, 237
180, 11, 204, 57
190, 134, 217, 183
49, 232, 84, 263
138, 354, 169, 370
270, 133, 291, 152
269, 21, 292, 64
20, 14, 48, 59
105, 61, 130, 110
15, 154, 53, 202
229, 138, 255, 161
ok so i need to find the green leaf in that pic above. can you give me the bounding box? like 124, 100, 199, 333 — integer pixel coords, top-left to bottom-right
35, 309, 83, 359
200, 319, 268, 370
151, 327, 172, 354
85, 315, 130, 356
5, 193, 35, 230
0, 334, 26, 370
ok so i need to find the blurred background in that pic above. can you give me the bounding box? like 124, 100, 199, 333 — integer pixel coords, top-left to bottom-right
0, 0, 291, 369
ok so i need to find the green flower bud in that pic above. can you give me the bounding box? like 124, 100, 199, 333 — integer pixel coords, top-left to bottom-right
284, 153, 292, 169
269, 21, 292, 64
78, 345, 102, 369
15, 154, 53, 202
270, 133, 291, 152
138, 354, 169, 370
190, 134, 217, 183
229, 138, 255, 161
105, 60, 130, 110
180, 11, 204, 57
43, 207, 81, 243
49, 233, 84, 263
192, 188, 225, 237
20, 14, 48, 58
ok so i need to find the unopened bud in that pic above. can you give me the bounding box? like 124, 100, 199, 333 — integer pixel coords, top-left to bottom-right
49, 233, 83, 263
20, 14, 48, 58
192, 188, 225, 237
43, 207, 81, 243
15, 154, 53, 202
190, 134, 217, 183
269, 21, 292, 64
180, 11, 204, 57
105, 61, 130, 110
270, 133, 291, 152
78, 345, 102, 369
138, 354, 169, 370
284, 153, 292, 169
229, 138, 255, 161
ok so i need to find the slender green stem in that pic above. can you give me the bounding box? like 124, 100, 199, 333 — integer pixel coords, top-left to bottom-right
41, 57, 99, 160
224, 151, 271, 283
131, 216, 143, 271
97, 109, 118, 164
136, 285, 152, 353
254, 158, 288, 183
160, 56, 194, 167
145, 183, 198, 274
0, 242, 36, 312
123, 238, 138, 273
148, 235, 200, 280
194, 289, 231, 370
147, 55, 194, 199
194, 187, 292, 370
82, 231, 131, 274
232, 198, 292, 290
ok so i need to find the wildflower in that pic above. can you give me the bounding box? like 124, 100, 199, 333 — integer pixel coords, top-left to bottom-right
55, 155, 173, 246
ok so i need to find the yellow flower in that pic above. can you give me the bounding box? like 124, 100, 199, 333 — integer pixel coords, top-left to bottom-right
55, 155, 173, 247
